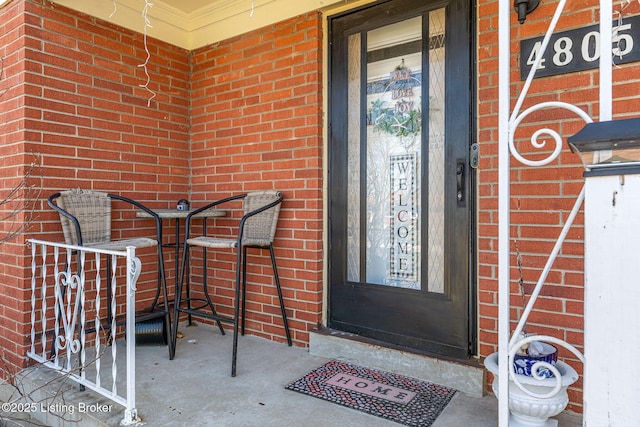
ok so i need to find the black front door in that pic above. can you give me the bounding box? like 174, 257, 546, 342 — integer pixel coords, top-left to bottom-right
328, 0, 474, 358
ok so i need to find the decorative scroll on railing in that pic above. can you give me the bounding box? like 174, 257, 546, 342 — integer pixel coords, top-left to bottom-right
506, 186, 587, 398
27, 239, 140, 426
502, 0, 591, 402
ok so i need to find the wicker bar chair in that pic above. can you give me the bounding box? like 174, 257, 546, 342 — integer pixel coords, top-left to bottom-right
171, 190, 291, 377
48, 188, 174, 359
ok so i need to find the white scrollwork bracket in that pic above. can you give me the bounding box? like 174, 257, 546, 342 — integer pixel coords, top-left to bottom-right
509, 101, 593, 167
506, 100, 591, 399
509, 334, 585, 399
128, 256, 142, 294
54, 270, 83, 354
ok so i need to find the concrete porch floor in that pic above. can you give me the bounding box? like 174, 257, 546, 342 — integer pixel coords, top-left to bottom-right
10, 323, 582, 427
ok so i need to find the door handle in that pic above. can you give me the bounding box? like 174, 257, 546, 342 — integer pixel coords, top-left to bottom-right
456, 161, 465, 205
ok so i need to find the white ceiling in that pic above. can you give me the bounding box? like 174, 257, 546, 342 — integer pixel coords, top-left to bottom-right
161, 0, 218, 14
52, 0, 349, 50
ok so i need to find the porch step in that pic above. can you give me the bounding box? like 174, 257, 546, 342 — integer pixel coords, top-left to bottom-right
3, 365, 121, 427
309, 328, 486, 398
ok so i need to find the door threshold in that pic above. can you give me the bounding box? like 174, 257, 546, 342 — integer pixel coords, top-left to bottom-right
309, 328, 486, 398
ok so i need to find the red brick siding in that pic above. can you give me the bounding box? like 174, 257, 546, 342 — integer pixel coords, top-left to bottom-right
0, 1, 191, 373
188, 12, 324, 346
478, 0, 640, 412
0, 0, 34, 372
0, 2, 323, 376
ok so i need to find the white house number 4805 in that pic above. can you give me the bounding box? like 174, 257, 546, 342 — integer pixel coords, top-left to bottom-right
520, 16, 640, 79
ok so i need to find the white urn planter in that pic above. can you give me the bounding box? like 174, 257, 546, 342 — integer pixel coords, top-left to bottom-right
484, 352, 579, 427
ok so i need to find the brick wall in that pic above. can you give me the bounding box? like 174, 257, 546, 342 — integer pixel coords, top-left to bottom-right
477, 0, 640, 412
0, 2, 323, 375
188, 12, 324, 346
0, 2, 35, 372
0, 0, 191, 371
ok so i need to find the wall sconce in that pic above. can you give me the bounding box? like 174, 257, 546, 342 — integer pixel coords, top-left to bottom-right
514, 0, 540, 24
568, 118, 640, 175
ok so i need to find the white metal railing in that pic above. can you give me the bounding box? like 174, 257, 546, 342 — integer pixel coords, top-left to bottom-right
27, 239, 140, 426
497, 0, 615, 424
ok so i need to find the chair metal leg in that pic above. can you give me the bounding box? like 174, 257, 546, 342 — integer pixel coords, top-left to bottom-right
157, 243, 175, 360
269, 243, 292, 346
173, 242, 226, 360
148, 248, 164, 314
171, 240, 190, 356
201, 247, 225, 335
241, 246, 248, 336
239, 244, 291, 346
231, 243, 243, 377
170, 281, 181, 357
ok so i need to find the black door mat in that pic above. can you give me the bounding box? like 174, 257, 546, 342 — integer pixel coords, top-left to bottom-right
286, 360, 456, 426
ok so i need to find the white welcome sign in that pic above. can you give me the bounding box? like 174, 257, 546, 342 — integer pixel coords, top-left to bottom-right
389, 154, 418, 283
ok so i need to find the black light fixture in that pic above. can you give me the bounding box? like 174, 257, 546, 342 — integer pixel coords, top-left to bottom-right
567, 118, 640, 175
514, 0, 540, 24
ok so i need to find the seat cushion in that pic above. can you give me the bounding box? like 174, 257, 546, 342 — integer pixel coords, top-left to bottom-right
88, 237, 158, 251
242, 237, 272, 247
186, 236, 237, 249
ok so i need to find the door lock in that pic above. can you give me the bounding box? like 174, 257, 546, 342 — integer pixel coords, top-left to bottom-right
456, 161, 465, 204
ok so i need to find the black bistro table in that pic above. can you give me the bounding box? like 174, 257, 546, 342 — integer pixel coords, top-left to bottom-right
136, 207, 227, 316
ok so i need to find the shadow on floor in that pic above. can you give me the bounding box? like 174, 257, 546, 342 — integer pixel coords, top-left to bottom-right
8, 323, 582, 427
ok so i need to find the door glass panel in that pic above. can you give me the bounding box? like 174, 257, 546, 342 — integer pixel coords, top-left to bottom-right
348, 16, 422, 290
347, 10, 447, 293
427, 8, 446, 293
347, 33, 361, 283
365, 16, 422, 289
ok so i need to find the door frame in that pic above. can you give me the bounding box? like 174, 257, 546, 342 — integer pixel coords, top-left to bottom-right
323, 0, 478, 359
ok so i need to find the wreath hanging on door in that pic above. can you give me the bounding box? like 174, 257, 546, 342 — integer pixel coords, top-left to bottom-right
368, 60, 423, 138
369, 98, 422, 138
